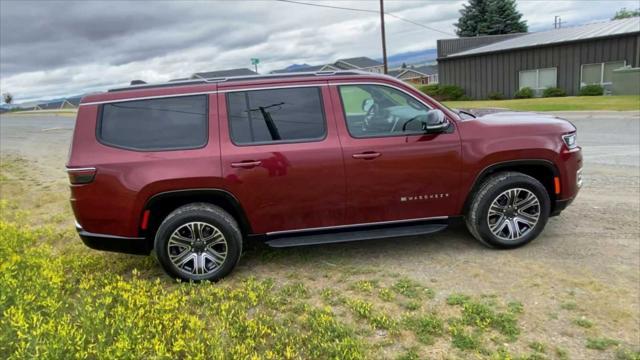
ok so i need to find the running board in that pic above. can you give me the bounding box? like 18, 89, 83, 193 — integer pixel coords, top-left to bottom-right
265, 222, 448, 248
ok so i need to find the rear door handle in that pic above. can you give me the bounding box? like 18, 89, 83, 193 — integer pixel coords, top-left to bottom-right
231, 160, 262, 168
352, 152, 381, 160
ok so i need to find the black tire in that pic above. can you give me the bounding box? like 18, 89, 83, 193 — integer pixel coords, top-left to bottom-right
154, 203, 242, 281
465, 172, 550, 249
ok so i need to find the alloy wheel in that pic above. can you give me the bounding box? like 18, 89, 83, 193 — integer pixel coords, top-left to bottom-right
487, 188, 541, 241
167, 221, 227, 276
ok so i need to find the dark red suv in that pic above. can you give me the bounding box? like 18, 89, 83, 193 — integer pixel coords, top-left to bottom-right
67, 71, 582, 281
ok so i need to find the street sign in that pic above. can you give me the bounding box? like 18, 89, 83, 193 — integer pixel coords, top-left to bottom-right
251, 58, 260, 65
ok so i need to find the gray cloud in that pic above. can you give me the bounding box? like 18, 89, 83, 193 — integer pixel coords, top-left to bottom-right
1, 0, 637, 103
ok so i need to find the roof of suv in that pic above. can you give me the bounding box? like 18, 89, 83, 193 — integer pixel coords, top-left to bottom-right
80, 71, 392, 105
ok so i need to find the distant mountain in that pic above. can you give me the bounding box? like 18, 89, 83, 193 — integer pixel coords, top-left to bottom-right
381, 48, 438, 68
274, 49, 438, 75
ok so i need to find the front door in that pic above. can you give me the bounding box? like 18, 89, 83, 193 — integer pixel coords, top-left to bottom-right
219, 84, 346, 234
330, 82, 462, 225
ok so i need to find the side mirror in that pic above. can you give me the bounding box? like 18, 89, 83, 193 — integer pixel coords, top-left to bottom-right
422, 109, 449, 133
362, 98, 374, 113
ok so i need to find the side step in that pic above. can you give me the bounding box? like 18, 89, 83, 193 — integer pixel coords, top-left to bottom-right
266, 222, 448, 248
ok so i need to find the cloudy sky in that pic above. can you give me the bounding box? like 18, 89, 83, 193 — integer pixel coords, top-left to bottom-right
1, 0, 638, 103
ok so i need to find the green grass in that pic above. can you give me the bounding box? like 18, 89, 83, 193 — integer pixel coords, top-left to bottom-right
443, 95, 640, 111
0, 220, 364, 359
586, 337, 619, 350
574, 317, 594, 328
402, 313, 444, 345
529, 341, 547, 353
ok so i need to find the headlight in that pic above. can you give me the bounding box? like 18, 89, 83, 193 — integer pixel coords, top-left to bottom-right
562, 133, 577, 149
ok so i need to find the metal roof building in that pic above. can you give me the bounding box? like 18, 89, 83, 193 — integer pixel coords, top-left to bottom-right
437, 17, 640, 98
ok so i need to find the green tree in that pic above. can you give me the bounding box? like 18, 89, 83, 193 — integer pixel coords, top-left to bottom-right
2, 92, 12, 105
612, 8, 640, 20
401, 62, 407, 69
455, 0, 527, 37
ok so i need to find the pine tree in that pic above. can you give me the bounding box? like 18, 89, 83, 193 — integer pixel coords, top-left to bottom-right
455, 0, 527, 37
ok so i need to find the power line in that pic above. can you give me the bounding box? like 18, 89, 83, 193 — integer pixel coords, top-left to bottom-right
275, 0, 455, 36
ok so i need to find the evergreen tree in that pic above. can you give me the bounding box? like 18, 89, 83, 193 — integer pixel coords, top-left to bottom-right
455, 0, 527, 37
401, 62, 407, 69
612, 8, 640, 20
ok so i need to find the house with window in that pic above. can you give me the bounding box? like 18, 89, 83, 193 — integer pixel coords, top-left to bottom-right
271, 57, 383, 74
334, 57, 384, 73
271, 64, 339, 74
437, 17, 640, 98
388, 65, 439, 85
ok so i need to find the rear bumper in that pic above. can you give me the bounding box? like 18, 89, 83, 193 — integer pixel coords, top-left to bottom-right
76, 223, 150, 255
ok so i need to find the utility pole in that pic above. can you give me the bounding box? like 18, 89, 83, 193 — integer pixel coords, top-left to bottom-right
554, 16, 563, 29
379, 0, 388, 74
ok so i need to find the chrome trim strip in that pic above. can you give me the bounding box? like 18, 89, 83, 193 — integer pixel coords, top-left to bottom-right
65, 167, 96, 172
219, 83, 328, 94
266, 216, 448, 236
79, 91, 218, 106
79, 80, 425, 107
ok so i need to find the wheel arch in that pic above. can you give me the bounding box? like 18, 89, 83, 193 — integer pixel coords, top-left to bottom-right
462, 159, 559, 215
140, 189, 253, 244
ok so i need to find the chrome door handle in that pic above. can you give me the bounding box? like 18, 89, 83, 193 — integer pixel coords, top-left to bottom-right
352, 152, 381, 160
231, 160, 262, 168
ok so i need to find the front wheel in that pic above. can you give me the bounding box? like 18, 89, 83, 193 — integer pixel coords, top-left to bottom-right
466, 172, 550, 248
154, 203, 242, 281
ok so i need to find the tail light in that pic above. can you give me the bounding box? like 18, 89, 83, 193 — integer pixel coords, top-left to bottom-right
66, 167, 96, 185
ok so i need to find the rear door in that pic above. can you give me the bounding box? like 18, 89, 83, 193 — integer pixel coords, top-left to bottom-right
330, 82, 462, 225
219, 83, 346, 234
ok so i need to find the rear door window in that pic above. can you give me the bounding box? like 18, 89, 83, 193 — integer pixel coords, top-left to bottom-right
226, 87, 326, 145
98, 95, 208, 151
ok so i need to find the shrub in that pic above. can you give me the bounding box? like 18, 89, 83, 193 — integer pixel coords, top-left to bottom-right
514, 87, 534, 99
542, 87, 566, 97
579, 84, 604, 96
488, 92, 504, 100
418, 84, 465, 101
418, 84, 440, 97
438, 85, 465, 101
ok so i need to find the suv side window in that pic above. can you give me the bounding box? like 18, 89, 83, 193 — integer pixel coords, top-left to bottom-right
227, 87, 326, 145
338, 84, 433, 138
98, 95, 208, 151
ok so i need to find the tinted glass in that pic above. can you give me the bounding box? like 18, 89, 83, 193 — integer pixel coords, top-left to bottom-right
518, 70, 537, 89
227, 87, 326, 144
338, 84, 433, 138
538, 68, 557, 89
603, 61, 625, 83
99, 95, 207, 151
581, 63, 602, 85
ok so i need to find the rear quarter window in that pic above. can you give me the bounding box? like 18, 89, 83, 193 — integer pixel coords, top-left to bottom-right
98, 95, 208, 151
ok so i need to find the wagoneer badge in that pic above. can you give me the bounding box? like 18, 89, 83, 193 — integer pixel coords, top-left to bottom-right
401, 193, 449, 202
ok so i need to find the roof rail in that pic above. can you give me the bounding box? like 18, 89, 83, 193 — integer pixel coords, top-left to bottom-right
108, 70, 371, 92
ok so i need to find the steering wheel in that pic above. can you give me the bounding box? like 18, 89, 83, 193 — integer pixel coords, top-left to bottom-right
362, 102, 379, 131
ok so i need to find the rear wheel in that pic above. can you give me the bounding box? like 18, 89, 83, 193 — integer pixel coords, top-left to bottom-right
154, 203, 242, 281
466, 172, 550, 248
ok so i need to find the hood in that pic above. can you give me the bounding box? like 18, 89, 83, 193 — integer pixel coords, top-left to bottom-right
461, 111, 576, 133
457, 111, 577, 150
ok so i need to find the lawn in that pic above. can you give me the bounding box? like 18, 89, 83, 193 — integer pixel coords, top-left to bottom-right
443, 95, 640, 112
